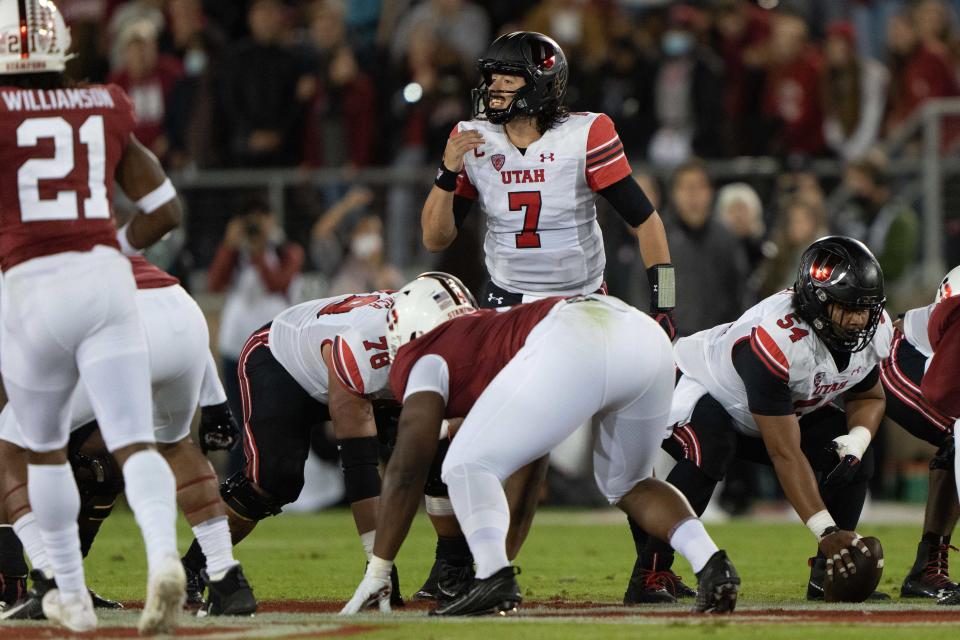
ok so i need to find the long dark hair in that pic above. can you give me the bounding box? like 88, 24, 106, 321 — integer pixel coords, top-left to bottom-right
535, 104, 570, 134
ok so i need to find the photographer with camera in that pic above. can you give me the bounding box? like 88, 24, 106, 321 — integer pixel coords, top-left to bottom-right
208, 198, 305, 466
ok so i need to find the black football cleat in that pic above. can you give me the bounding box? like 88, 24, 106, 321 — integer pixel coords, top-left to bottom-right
901, 540, 960, 600
199, 565, 257, 617
429, 566, 521, 616
414, 558, 476, 603
693, 550, 739, 613
89, 589, 123, 609
806, 554, 890, 601
0, 572, 25, 608
0, 569, 54, 620
624, 555, 692, 604
389, 564, 405, 607
184, 561, 206, 608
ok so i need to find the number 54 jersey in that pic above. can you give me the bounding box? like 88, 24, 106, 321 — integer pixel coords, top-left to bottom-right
267, 292, 395, 404
454, 113, 631, 296
0, 83, 135, 270
672, 289, 894, 436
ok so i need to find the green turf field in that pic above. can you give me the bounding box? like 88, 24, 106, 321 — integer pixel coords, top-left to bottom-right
6, 507, 958, 639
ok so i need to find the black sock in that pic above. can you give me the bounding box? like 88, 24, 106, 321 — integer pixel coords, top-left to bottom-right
823, 479, 867, 531
665, 460, 719, 517
182, 539, 207, 573
0, 526, 27, 576
627, 516, 649, 556
639, 536, 677, 572
436, 536, 472, 564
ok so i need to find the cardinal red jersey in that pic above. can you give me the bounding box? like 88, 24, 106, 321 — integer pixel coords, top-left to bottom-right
0, 83, 136, 270
128, 255, 179, 290
921, 295, 960, 416
390, 297, 562, 418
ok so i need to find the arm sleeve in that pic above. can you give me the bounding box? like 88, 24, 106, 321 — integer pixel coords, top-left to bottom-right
199, 350, 228, 407
596, 175, 656, 227
732, 340, 794, 416
847, 365, 880, 394
404, 355, 450, 402
453, 194, 474, 230
585, 114, 632, 191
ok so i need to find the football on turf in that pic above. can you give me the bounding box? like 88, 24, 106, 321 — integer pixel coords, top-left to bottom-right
824, 536, 884, 602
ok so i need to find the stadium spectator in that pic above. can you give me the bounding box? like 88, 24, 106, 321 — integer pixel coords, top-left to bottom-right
760, 197, 828, 295
885, 10, 959, 133
310, 185, 377, 277
762, 11, 826, 158
218, 0, 309, 167
840, 153, 920, 289
664, 160, 749, 335
164, 0, 228, 168
301, 2, 377, 169
648, 4, 724, 165
716, 182, 768, 287
108, 20, 184, 162
107, 0, 165, 70
208, 198, 305, 455
328, 216, 405, 295
821, 21, 889, 161
390, 0, 490, 71
523, 0, 608, 73
712, 0, 772, 156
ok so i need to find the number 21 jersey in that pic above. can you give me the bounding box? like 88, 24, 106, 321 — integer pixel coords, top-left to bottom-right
0, 83, 136, 270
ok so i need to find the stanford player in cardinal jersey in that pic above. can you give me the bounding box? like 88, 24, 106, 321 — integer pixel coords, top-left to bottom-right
0, 255, 256, 619
0, 1, 183, 633
342, 274, 739, 617
884, 265, 960, 603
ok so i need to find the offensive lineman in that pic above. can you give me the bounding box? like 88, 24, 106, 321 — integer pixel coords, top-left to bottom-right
342, 273, 739, 616
627, 237, 890, 602
0, 1, 183, 632
418, 30, 679, 599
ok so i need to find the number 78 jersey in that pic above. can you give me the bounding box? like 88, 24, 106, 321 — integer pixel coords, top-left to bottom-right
454, 112, 631, 296
0, 83, 136, 271
267, 292, 395, 404
674, 289, 894, 436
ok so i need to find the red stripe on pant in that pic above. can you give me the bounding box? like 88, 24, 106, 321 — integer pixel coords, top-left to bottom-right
237, 328, 271, 484
671, 423, 702, 467
881, 334, 954, 432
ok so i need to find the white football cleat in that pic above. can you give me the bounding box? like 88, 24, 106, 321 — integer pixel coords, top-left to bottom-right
138, 555, 186, 636
41, 589, 97, 633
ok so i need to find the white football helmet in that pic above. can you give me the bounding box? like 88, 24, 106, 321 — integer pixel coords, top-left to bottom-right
386, 272, 478, 361
0, 0, 72, 75
935, 264, 960, 304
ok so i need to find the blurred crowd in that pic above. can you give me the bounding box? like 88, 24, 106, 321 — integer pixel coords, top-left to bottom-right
61, 0, 960, 169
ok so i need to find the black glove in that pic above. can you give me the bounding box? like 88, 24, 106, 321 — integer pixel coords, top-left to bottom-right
822, 452, 861, 489
198, 402, 240, 454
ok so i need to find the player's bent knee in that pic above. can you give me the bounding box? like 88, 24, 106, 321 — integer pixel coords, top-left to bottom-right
337, 436, 381, 504
220, 471, 284, 521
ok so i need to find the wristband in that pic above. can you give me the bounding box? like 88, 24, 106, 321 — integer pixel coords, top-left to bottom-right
116, 222, 141, 256
805, 509, 838, 540
647, 263, 676, 311
434, 163, 459, 192
135, 178, 176, 214
367, 555, 393, 580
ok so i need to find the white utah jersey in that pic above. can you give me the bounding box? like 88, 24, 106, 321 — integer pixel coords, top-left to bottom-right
268, 292, 394, 404
454, 112, 631, 296
674, 289, 894, 436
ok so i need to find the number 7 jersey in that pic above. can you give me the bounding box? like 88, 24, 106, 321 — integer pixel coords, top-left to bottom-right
267, 292, 395, 404
454, 112, 631, 296
0, 83, 136, 270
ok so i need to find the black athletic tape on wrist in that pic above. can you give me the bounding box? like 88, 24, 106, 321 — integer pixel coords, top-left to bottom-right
435, 163, 458, 192
647, 263, 676, 311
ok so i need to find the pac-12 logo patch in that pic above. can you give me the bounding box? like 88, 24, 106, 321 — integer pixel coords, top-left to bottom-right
491, 154, 505, 171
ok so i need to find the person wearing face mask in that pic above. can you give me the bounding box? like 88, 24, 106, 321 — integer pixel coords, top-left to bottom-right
329, 216, 405, 296
208, 197, 305, 469
648, 4, 724, 165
